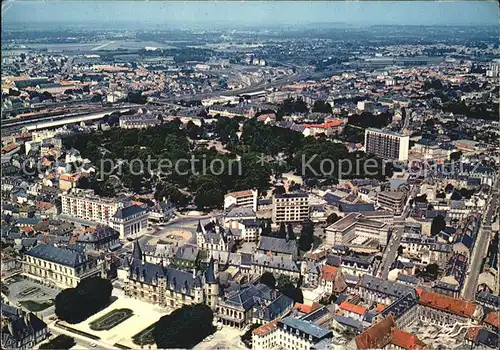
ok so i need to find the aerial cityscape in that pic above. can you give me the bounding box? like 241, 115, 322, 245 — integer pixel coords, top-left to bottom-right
1, 1, 499, 349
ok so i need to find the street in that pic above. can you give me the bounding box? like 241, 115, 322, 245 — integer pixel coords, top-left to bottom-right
461, 190, 498, 300
117, 211, 219, 255
47, 324, 108, 350
376, 185, 417, 279
162, 67, 313, 103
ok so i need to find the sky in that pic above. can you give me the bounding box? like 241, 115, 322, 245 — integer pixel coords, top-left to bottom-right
2, 1, 499, 27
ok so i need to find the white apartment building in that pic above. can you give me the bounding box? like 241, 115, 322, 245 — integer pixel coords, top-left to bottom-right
272, 193, 310, 224
61, 189, 149, 240
325, 213, 390, 248
252, 317, 332, 350
377, 191, 407, 215
61, 189, 120, 224
224, 189, 258, 212
364, 128, 409, 161
224, 219, 261, 242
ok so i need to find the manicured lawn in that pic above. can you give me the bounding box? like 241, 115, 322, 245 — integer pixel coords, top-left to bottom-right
89, 308, 133, 331
19, 299, 53, 312
132, 322, 156, 345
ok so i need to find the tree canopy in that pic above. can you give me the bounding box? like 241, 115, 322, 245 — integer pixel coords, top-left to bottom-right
276, 275, 303, 304
299, 219, 315, 252
39, 335, 75, 350
55, 277, 113, 324
287, 223, 296, 241
312, 100, 333, 114
152, 304, 215, 349
430, 215, 446, 236
326, 213, 340, 225
260, 272, 276, 289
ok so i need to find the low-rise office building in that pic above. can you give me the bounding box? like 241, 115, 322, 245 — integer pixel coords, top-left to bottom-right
377, 191, 407, 215
325, 213, 390, 248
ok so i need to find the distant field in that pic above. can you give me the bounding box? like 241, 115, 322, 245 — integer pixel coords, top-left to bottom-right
18, 40, 177, 52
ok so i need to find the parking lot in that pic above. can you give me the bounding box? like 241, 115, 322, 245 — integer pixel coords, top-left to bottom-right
4, 274, 60, 317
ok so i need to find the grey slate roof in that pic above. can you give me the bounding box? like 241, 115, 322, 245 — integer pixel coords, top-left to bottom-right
333, 314, 364, 332
474, 328, 498, 348
396, 274, 419, 285
174, 245, 199, 262
113, 204, 147, 219
476, 291, 500, 309
379, 291, 418, 320
128, 241, 202, 293
280, 317, 332, 339
25, 244, 89, 267
253, 253, 300, 272
326, 255, 342, 267
359, 275, 414, 299
255, 293, 294, 322
257, 236, 297, 256
339, 203, 376, 213
223, 283, 273, 311
1, 303, 47, 346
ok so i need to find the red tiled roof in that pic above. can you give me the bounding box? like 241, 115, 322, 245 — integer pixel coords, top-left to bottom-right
418, 290, 476, 317
14, 132, 32, 139
294, 302, 320, 314
464, 327, 482, 342
60, 173, 80, 182
355, 316, 394, 350
391, 328, 428, 350
252, 320, 278, 336
484, 311, 499, 328
376, 303, 386, 312
321, 265, 337, 281
36, 201, 54, 210
303, 118, 346, 129
2, 144, 18, 153
257, 113, 276, 121
339, 301, 367, 315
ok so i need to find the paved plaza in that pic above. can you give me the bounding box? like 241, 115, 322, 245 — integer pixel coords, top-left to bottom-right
193, 326, 247, 350
66, 288, 169, 349
4, 274, 60, 318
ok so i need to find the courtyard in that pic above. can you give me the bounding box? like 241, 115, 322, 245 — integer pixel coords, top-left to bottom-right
65, 288, 169, 349
4, 274, 60, 317
151, 230, 192, 245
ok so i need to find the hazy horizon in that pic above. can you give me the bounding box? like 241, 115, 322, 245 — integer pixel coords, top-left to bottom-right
2, 1, 499, 27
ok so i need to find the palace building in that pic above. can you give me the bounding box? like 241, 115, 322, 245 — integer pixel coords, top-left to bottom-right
122, 241, 220, 310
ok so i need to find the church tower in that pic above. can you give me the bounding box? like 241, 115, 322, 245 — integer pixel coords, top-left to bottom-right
204, 256, 219, 310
